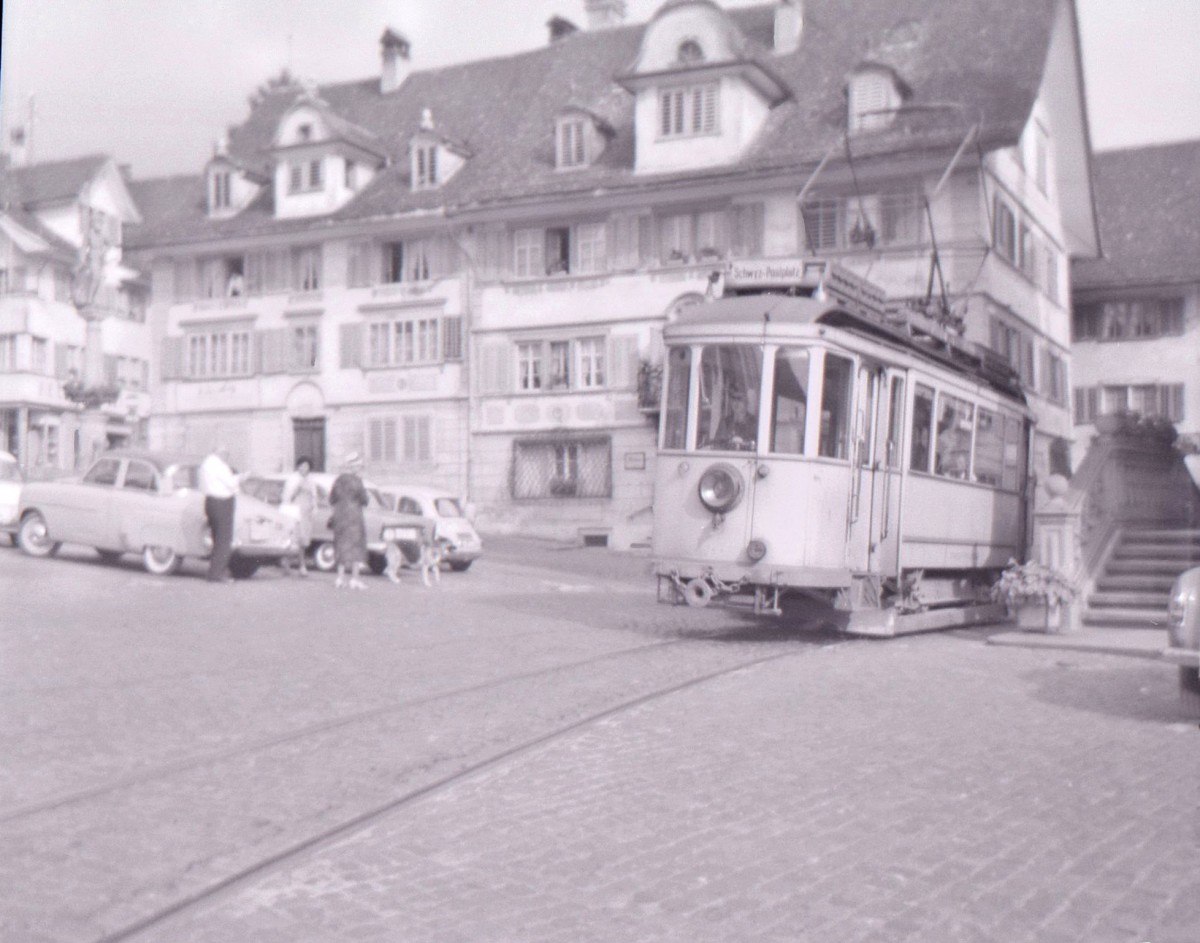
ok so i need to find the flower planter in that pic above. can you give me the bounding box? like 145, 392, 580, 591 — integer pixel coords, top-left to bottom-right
1014, 600, 1068, 633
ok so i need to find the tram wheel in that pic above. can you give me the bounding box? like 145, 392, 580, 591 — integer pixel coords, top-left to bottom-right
683, 578, 714, 608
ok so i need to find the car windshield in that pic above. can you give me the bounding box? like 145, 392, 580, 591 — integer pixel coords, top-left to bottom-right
434, 497, 464, 518
164, 464, 200, 493
0, 460, 20, 482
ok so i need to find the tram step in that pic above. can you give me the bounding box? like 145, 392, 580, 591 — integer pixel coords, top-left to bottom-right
1120, 527, 1200, 542
1080, 607, 1168, 629
1104, 558, 1200, 576
1095, 574, 1178, 593
1087, 591, 1172, 610
1113, 544, 1200, 561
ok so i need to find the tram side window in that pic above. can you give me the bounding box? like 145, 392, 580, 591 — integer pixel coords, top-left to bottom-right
910, 384, 935, 472
1002, 415, 1025, 491
698, 345, 762, 451
973, 408, 1004, 486
935, 393, 975, 479
661, 347, 691, 450
770, 348, 809, 455
818, 354, 853, 459
885, 377, 905, 468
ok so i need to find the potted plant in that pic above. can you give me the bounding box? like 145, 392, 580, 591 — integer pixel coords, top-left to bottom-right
992, 558, 1077, 633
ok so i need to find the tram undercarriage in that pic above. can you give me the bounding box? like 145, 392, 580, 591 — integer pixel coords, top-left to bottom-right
656, 565, 1007, 638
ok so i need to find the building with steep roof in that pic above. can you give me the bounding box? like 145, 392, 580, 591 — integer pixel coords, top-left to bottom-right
1070, 139, 1200, 444
126, 0, 1099, 546
1, 153, 149, 472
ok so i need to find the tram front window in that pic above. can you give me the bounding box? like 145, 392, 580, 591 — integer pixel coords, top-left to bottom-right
661, 347, 691, 450
770, 348, 809, 454
697, 345, 762, 451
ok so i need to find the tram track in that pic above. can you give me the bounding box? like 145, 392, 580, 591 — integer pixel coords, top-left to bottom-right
92, 646, 805, 943
0, 636, 696, 824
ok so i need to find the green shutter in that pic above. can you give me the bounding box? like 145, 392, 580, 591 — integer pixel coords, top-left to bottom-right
339, 323, 363, 369
608, 335, 640, 389
476, 339, 511, 395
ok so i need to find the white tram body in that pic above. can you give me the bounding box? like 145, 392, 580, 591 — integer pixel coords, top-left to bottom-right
652, 259, 1032, 635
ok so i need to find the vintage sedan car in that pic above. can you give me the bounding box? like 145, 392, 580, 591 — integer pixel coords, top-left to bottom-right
240, 472, 433, 574
16, 450, 297, 577
1164, 566, 1200, 719
382, 484, 483, 571
0, 450, 22, 545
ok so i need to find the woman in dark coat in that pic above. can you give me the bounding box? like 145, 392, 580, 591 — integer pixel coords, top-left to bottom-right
330, 452, 369, 589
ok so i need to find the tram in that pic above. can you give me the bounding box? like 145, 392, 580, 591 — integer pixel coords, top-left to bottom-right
651, 259, 1032, 636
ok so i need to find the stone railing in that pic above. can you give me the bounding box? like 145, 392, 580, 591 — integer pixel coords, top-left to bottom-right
1032, 419, 1200, 627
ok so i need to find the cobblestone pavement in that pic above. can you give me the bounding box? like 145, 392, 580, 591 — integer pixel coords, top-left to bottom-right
1, 541, 1198, 943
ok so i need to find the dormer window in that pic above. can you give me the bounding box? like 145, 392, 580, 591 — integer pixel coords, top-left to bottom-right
210, 171, 231, 211
414, 143, 438, 189
659, 83, 719, 138
558, 119, 587, 169
288, 159, 323, 194
308, 158, 323, 189
848, 68, 903, 132
677, 39, 705, 64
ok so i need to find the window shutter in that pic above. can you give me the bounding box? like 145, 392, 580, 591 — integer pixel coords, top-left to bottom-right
346, 242, 369, 288
731, 204, 764, 258
476, 339, 511, 395
160, 337, 184, 380
174, 260, 197, 301
54, 344, 70, 379
103, 355, 119, 386
442, 316, 463, 361
339, 323, 364, 369
608, 335, 640, 390
637, 216, 655, 266
258, 328, 287, 374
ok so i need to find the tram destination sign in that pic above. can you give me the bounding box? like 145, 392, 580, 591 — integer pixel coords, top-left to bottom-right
725, 258, 828, 290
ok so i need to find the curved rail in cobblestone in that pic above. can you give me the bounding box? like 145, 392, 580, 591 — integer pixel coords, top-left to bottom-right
94, 648, 803, 943
1, 637, 704, 826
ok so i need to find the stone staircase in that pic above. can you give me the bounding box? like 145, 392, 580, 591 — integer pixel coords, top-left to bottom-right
1082, 526, 1200, 628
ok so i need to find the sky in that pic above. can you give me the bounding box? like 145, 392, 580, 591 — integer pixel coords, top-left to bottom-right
2, 0, 1199, 180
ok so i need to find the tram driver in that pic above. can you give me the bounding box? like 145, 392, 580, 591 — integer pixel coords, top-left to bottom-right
715, 392, 758, 450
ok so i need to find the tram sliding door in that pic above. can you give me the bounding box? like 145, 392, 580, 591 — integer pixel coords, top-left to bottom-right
866, 371, 906, 579
844, 362, 881, 572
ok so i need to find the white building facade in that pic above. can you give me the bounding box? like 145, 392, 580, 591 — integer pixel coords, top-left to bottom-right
0, 154, 149, 474
1071, 140, 1200, 448
128, 0, 1098, 547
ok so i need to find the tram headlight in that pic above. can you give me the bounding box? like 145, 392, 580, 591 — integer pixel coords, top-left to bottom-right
697, 463, 744, 514
746, 539, 767, 562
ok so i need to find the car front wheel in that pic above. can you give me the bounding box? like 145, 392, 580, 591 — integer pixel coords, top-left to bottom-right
312, 542, 337, 571
143, 545, 182, 576
228, 556, 260, 579
18, 512, 61, 558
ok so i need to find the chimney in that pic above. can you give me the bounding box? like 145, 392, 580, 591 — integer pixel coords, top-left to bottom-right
548, 16, 580, 43
584, 0, 626, 30
380, 28, 411, 94
774, 0, 804, 54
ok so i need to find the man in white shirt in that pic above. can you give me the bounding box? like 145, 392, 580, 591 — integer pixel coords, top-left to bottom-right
199, 446, 238, 582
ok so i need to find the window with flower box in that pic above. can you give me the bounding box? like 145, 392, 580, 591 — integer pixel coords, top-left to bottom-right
1073, 383, 1185, 425
1072, 298, 1185, 341
800, 190, 922, 252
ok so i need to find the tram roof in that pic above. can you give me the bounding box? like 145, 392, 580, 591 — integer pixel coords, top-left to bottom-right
668, 293, 1027, 403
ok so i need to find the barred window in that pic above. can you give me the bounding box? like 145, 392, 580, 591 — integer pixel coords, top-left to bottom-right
512, 436, 612, 499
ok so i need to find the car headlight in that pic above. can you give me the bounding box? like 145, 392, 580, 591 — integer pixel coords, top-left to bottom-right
698, 463, 744, 514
